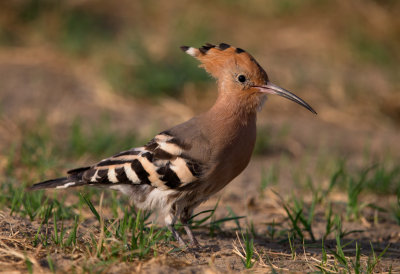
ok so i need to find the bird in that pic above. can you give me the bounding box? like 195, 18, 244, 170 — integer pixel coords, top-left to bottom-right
29, 43, 316, 247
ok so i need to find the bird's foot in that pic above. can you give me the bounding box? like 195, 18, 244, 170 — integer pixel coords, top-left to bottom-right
168, 225, 186, 247
168, 224, 201, 249
183, 224, 200, 248
188, 237, 200, 248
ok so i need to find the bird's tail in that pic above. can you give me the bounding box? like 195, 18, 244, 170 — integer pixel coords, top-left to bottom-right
28, 166, 90, 191
28, 177, 83, 190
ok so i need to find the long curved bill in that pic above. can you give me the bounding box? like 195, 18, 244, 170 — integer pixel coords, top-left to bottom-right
255, 82, 317, 114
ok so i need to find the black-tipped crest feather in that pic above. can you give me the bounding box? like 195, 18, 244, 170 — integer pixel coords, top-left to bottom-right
218, 43, 230, 50
180, 46, 189, 52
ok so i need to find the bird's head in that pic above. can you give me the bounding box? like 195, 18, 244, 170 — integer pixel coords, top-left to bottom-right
181, 43, 316, 114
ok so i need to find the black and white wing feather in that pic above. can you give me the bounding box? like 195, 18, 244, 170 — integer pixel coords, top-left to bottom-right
29, 132, 203, 191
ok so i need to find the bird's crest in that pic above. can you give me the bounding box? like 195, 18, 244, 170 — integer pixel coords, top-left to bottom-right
180, 43, 261, 79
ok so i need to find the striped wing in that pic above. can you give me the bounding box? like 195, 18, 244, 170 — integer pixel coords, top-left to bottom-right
69, 132, 203, 190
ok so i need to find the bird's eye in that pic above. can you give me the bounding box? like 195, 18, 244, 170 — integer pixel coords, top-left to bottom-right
238, 75, 246, 83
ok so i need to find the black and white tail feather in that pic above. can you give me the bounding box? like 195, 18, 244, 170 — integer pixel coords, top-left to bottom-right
28, 177, 80, 190
29, 132, 203, 192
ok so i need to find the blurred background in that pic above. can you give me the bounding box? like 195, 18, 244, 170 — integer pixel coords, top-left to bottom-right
0, 0, 399, 188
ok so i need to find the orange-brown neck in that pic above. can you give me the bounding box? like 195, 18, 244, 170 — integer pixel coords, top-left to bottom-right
205, 93, 257, 138
200, 92, 258, 194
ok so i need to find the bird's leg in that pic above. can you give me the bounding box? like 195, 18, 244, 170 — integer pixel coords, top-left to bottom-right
181, 208, 200, 247
165, 214, 186, 247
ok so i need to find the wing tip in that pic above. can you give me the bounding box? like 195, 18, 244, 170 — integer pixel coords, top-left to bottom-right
67, 166, 90, 175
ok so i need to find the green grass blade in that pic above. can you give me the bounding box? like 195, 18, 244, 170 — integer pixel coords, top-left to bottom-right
80, 193, 100, 223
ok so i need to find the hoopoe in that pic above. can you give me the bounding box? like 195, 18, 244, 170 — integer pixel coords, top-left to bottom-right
29, 43, 316, 246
